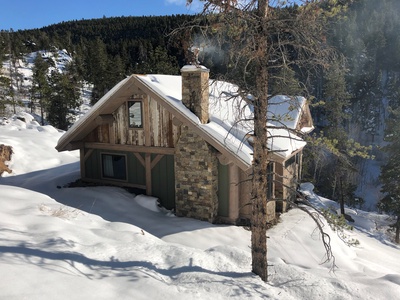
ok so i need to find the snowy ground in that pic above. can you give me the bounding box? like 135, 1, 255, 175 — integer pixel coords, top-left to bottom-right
1, 113, 399, 299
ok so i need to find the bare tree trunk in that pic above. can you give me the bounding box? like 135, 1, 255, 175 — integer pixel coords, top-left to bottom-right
396, 215, 400, 244
184, 0, 342, 282
251, 0, 269, 282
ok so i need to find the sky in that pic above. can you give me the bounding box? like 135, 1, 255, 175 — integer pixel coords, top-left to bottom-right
0, 0, 202, 31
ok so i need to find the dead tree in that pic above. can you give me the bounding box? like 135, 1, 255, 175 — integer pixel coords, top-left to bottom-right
185, 0, 347, 281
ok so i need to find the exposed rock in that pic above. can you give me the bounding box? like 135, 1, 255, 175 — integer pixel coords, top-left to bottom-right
0, 144, 12, 176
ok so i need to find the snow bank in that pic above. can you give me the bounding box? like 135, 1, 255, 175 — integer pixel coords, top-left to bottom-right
0, 113, 399, 299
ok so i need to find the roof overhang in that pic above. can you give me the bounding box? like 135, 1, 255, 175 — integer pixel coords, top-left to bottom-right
56, 76, 138, 152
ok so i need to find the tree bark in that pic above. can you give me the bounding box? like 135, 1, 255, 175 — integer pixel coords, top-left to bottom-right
251, 0, 269, 282
396, 215, 400, 244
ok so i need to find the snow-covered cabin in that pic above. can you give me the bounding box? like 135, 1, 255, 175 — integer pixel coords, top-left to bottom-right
56, 65, 313, 224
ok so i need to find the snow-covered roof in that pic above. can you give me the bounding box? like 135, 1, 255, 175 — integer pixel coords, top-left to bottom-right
57, 71, 310, 169
268, 95, 307, 129
136, 74, 307, 164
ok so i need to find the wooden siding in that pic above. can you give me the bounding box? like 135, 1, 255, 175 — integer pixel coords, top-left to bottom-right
151, 154, 175, 210
127, 152, 146, 186
99, 95, 181, 148
85, 124, 110, 143
113, 102, 145, 145
85, 149, 102, 180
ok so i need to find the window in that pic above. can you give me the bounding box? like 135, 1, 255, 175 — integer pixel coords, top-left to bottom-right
128, 101, 143, 128
284, 155, 296, 168
101, 154, 127, 181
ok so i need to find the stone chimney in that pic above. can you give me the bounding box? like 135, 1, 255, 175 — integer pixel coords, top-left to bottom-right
181, 65, 210, 124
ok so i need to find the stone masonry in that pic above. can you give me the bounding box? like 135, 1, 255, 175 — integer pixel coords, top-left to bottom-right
174, 65, 219, 222
175, 125, 219, 222
181, 66, 210, 124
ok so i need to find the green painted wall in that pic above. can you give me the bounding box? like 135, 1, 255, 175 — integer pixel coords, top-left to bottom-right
84, 149, 145, 185
217, 163, 229, 217
127, 152, 145, 185
84, 149, 175, 210
85, 149, 101, 179
151, 154, 175, 210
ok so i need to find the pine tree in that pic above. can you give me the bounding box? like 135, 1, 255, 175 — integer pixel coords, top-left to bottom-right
379, 107, 400, 243
0, 74, 11, 116
30, 53, 50, 124
47, 63, 81, 130
86, 38, 109, 104
269, 65, 302, 96
146, 46, 179, 75
304, 60, 372, 214
106, 54, 125, 87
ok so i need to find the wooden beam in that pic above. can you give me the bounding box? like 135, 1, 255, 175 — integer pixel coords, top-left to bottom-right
151, 154, 164, 169
172, 117, 182, 126
82, 177, 146, 190
95, 114, 114, 125
85, 142, 175, 155
217, 153, 231, 165
83, 149, 94, 162
134, 153, 145, 166
66, 141, 84, 151
109, 122, 116, 144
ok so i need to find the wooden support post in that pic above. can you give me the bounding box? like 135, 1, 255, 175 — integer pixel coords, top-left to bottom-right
80, 148, 86, 178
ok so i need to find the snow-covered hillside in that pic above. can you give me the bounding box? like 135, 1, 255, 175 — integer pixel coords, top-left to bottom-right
0, 113, 399, 299
2, 49, 73, 96
1, 50, 92, 121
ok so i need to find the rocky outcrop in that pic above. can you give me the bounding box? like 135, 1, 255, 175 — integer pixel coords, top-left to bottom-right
0, 144, 12, 175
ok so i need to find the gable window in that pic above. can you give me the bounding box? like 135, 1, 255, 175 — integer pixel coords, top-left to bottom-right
128, 101, 143, 128
101, 153, 127, 181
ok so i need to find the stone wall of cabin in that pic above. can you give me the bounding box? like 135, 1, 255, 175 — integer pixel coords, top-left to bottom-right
175, 125, 218, 222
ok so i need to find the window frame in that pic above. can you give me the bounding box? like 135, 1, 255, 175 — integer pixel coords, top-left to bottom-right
127, 100, 144, 129
101, 152, 128, 182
